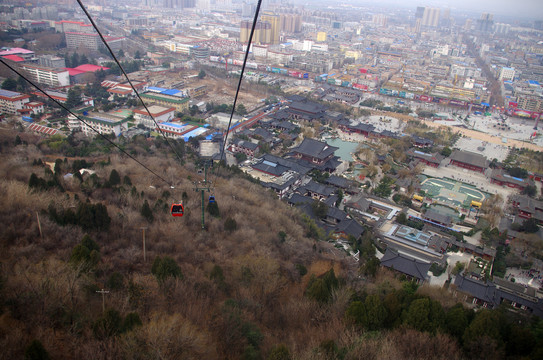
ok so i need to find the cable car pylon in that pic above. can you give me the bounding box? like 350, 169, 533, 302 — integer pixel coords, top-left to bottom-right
194, 161, 211, 230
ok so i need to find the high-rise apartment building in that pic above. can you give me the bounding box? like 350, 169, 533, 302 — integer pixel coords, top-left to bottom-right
242, 2, 255, 17
240, 20, 272, 44
261, 11, 279, 45
476, 13, 494, 33
421, 7, 440, 27
279, 14, 301, 33
372, 14, 387, 27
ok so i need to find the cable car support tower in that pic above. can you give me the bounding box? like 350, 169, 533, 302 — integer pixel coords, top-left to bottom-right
194, 162, 211, 230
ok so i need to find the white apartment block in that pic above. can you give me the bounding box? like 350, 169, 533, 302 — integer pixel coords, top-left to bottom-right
20, 64, 70, 87
499, 67, 516, 81
24, 101, 45, 115
54, 20, 93, 33
65, 32, 125, 52
0, 89, 30, 114
133, 105, 176, 128
80, 114, 129, 137
67, 114, 81, 132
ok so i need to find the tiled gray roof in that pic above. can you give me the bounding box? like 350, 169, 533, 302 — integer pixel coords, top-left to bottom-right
380, 249, 431, 281
450, 150, 489, 169
335, 218, 365, 238
292, 138, 338, 160
423, 209, 453, 226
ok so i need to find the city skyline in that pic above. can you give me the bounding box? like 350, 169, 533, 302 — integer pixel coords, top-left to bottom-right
303, 0, 543, 19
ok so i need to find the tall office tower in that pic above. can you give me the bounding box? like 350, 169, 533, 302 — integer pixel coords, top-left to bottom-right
261, 11, 280, 44
476, 13, 494, 33
422, 7, 440, 27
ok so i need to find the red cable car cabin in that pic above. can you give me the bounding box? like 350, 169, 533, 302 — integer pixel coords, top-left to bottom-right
171, 203, 184, 217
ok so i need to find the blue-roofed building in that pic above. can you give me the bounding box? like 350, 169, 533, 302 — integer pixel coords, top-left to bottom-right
146, 86, 168, 93
161, 89, 183, 96
182, 127, 208, 142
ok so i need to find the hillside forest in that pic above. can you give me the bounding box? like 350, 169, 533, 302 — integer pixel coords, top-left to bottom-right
0, 128, 542, 360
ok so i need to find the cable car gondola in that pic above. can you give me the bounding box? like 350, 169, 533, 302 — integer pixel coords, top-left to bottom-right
208, 195, 215, 204
171, 203, 184, 217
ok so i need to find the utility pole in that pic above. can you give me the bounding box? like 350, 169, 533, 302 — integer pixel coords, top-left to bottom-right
194, 161, 211, 230
96, 289, 109, 313
140, 226, 147, 262
36, 211, 42, 239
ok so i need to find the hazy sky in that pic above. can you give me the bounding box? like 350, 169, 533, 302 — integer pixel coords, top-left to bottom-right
356, 0, 543, 19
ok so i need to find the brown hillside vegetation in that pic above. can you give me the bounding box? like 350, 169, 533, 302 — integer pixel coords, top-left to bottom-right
0, 128, 541, 360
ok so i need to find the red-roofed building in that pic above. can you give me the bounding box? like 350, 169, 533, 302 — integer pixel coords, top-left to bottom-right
2, 54, 25, 62
0, 89, 30, 114
0, 47, 35, 60
101, 80, 118, 88
74, 64, 109, 72
28, 123, 60, 136
134, 105, 176, 127
107, 87, 133, 97
64, 68, 87, 76
31, 89, 94, 107
54, 20, 93, 34
63, 64, 109, 84
103, 80, 147, 97
24, 101, 45, 115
